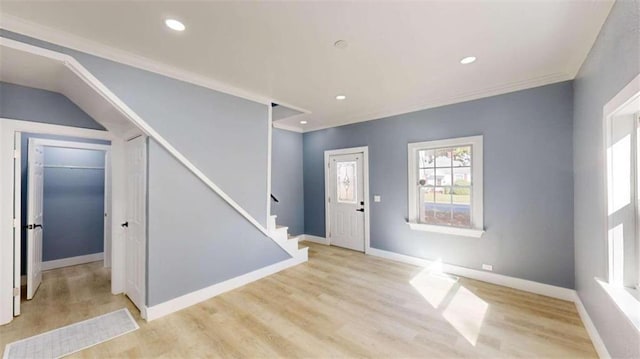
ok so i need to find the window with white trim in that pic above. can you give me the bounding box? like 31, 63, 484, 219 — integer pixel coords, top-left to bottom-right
606, 110, 640, 293
407, 136, 484, 237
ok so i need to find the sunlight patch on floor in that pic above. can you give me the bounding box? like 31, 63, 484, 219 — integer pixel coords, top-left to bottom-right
410, 262, 489, 346
442, 285, 489, 345
409, 267, 458, 308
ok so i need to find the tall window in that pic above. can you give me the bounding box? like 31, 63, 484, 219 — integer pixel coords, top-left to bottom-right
606, 110, 639, 291
408, 136, 483, 237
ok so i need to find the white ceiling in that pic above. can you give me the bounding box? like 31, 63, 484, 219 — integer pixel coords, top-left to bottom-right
0, 41, 137, 136
0, 1, 613, 132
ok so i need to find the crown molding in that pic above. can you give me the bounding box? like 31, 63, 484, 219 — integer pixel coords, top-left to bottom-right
0, 14, 276, 107
301, 72, 573, 133
1, 14, 572, 135
272, 122, 303, 133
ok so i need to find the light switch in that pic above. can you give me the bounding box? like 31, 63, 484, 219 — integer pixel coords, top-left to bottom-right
374, 195, 381, 202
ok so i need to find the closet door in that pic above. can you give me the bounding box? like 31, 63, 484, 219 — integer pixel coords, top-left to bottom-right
26, 139, 44, 300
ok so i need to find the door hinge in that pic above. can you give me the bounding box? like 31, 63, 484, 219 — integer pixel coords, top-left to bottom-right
13, 287, 19, 296
13, 150, 19, 159
13, 218, 17, 228
328, 197, 331, 203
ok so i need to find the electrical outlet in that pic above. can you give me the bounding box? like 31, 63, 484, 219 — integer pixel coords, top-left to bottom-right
482, 264, 493, 271
374, 195, 381, 202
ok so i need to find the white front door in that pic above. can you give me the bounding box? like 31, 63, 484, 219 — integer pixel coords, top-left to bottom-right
328, 153, 365, 251
124, 136, 146, 311
26, 139, 44, 300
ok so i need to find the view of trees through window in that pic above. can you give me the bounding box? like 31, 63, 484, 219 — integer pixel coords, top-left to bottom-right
417, 146, 472, 227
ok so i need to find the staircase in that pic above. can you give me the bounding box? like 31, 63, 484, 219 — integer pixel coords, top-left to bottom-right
267, 215, 308, 261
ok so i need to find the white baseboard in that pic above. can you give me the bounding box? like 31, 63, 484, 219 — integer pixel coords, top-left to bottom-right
301, 234, 330, 245
41, 252, 104, 271
574, 294, 611, 359
365, 247, 576, 301
365, 247, 615, 358
145, 254, 307, 321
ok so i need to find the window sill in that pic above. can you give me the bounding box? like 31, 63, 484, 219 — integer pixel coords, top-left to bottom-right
407, 222, 484, 238
595, 278, 640, 333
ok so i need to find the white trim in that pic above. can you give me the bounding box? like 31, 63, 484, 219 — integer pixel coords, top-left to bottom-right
0, 37, 272, 240
1, 15, 573, 136
145, 252, 307, 321
300, 75, 572, 133
406, 222, 484, 238
30, 138, 110, 152
407, 135, 484, 235
13, 131, 21, 316
603, 74, 640, 119
366, 247, 576, 302
29, 138, 112, 270
272, 122, 304, 133
0, 118, 121, 326
595, 277, 640, 332
301, 234, 330, 245
267, 103, 273, 223
603, 74, 640, 286
0, 15, 263, 106
574, 294, 612, 359
0, 14, 312, 118
41, 253, 104, 271
323, 146, 371, 253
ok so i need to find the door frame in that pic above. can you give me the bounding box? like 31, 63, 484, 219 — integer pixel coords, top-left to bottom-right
28, 138, 112, 269
0, 118, 128, 325
324, 146, 370, 253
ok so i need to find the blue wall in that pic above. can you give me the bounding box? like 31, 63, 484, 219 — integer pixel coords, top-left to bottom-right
0, 81, 108, 275
42, 146, 106, 261
573, 0, 640, 357
0, 82, 105, 130
304, 81, 575, 289
271, 128, 304, 235
20, 133, 110, 275
0, 30, 291, 306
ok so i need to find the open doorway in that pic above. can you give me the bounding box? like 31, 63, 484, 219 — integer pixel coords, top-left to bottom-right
16, 133, 112, 314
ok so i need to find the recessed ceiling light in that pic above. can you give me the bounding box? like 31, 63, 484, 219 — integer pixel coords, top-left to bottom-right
334, 40, 348, 49
460, 56, 477, 65
336, 95, 347, 100
300, 120, 308, 125
165, 19, 186, 32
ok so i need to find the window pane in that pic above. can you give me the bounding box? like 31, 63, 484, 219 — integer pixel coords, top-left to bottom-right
452, 187, 471, 204
435, 187, 451, 204
420, 187, 436, 223
434, 149, 452, 168
453, 167, 471, 186
419, 168, 435, 186
452, 205, 472, 227
435, 168, 452, 186
337, 161, 357, 203
418, 149, 435, 168
433, 206, 453, 226
452, 146, 472, 167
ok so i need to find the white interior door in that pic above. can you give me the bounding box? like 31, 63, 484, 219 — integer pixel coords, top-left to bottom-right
329, 153, 365, 251
13, 132, 21, 315
26, 139, 44, 300
124, 135, 146, 311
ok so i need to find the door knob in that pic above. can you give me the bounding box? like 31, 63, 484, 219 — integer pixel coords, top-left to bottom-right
121, 221, 129, 228
356, 208, 365, 212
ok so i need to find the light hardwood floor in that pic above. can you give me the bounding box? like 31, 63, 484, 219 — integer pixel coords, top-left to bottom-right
1, 243, 596, 358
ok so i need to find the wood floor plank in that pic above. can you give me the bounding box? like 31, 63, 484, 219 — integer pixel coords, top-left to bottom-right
1, 243, 597, 358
